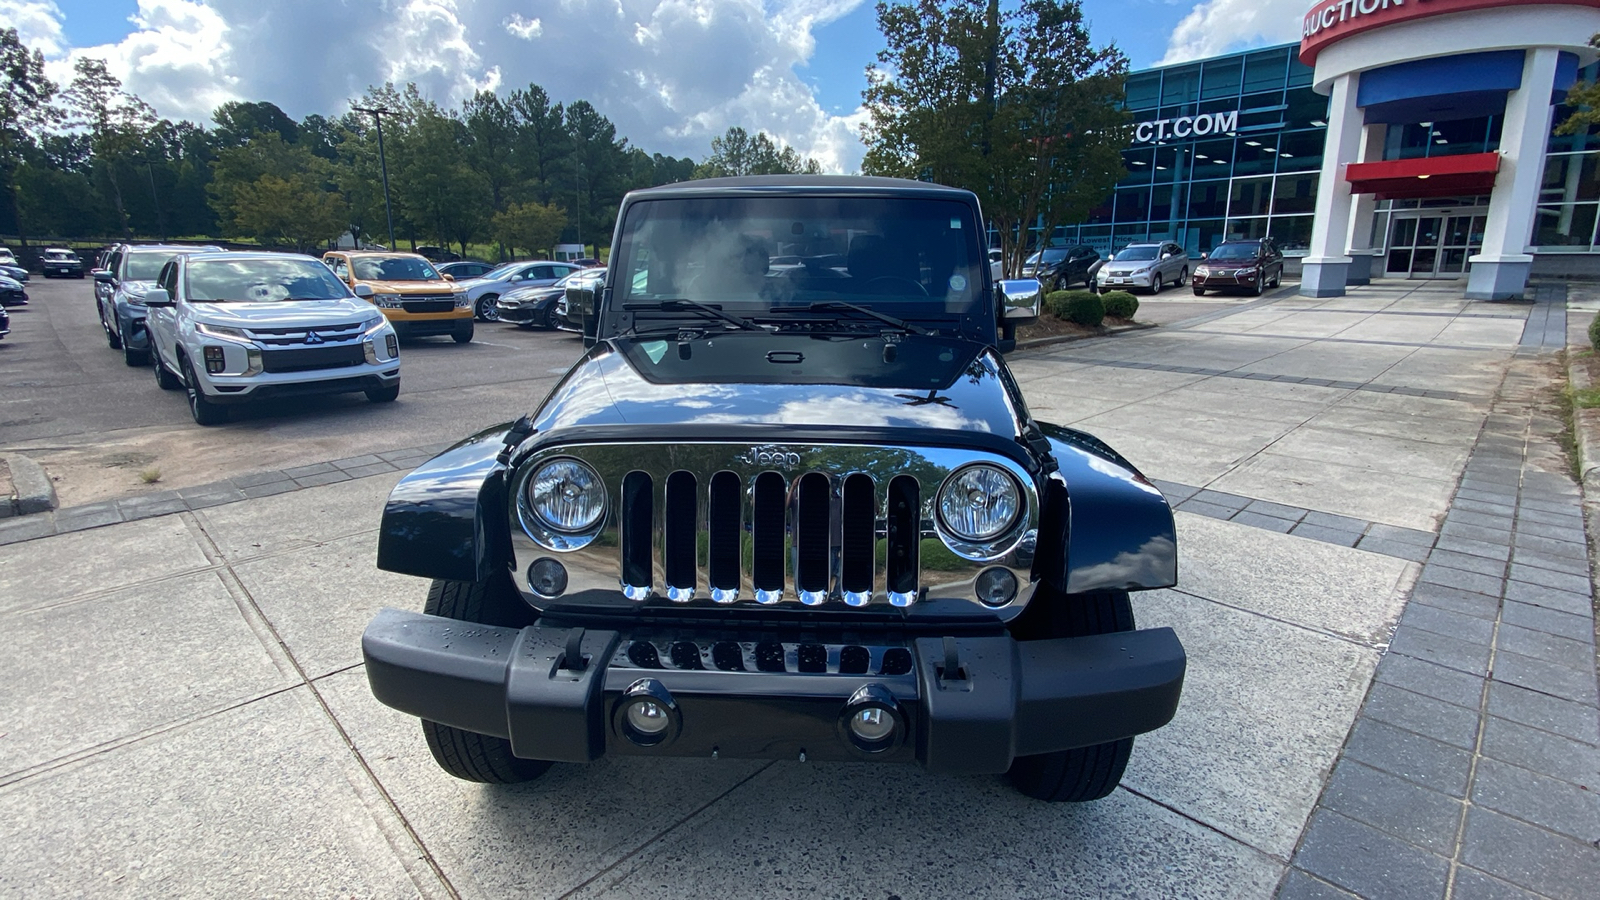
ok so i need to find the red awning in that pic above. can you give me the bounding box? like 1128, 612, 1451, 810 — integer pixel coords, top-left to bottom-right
1344, 152, 1500, 200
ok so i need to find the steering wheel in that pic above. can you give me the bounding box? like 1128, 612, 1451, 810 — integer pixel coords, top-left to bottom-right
862, 276, 929, 296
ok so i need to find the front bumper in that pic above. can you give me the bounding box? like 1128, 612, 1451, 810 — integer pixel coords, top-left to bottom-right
1192, 270, 1258, 289
362, 608, 1185, 773
1098, 271, 1154, 288
496, 301, 548, 325
200, 368, 399, 403
117, 308, 150, 350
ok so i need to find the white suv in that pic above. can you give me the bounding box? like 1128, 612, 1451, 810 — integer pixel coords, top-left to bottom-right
145, 251, 402, 425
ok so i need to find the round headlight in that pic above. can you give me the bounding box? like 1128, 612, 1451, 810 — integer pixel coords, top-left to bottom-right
938, 465, 1021, 542
527, 459, 606, 533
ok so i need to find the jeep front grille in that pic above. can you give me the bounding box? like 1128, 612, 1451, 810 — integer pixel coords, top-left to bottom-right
618, 470, 920, 606
509, 442, 1038, 616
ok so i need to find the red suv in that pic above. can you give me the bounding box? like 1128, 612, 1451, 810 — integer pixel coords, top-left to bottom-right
1192, 238, 1283, 296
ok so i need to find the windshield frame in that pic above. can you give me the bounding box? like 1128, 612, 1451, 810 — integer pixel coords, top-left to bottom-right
602, 192, 991, 342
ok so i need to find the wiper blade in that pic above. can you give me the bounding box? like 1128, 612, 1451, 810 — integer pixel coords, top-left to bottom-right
622, 299, 760, 332
805, 301, 930, 335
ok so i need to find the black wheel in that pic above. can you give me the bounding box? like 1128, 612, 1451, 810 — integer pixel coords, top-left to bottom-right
180, 356, 227, 426
365, 384, 399, 403
153, 351, 182, 390
106, 322, 122, 349
452, 320, 474, 344
542, 304, 557, 330
1192, 286, 1205, 296
475, 294, 499, 322
1271, 269, 1282, 288
1007, 588, 1136, 802
1178, 267, 1188, 287
420, 575, 549, 784
1250, 273, 1265, 296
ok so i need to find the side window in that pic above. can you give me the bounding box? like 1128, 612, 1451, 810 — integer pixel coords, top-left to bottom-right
109, 250, 124, 278
331, 258, 350, 281
156, 261, 173, 297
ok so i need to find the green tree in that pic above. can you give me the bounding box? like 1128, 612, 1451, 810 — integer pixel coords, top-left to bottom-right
392, 103, 489, 256
863, 0, 1129, 276
508, 85, 569, 205
492, 200, 567, 257
61, 58, 158, 239
0, 27, 60, 249
229, 173, 346, 252
694, 126, 823, 178
1556, 35, 1600, 136
212, 100, 300, 148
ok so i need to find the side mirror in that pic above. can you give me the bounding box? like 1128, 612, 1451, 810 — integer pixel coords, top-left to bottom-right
143, 288, 174, 308
441, 273, 455, 282
998, 278, 1042, 321
353, 284, 375, 299
94, 270, 115, 284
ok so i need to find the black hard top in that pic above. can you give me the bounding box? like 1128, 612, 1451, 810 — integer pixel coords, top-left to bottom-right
628, 174, 974, 200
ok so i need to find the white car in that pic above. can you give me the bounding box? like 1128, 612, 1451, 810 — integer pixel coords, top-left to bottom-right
458, 260, 585, 321
0, 247, 15, 266
144, 251, 402, 425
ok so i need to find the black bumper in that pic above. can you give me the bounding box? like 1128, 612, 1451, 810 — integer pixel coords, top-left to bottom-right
362, 608, 1186, 774
496, 303, 545, 325
208, 372, 398, 403
394, 318, 469, 337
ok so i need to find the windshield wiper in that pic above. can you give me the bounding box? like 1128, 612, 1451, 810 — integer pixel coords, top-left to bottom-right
804, 301, 930, 336
622, 299, 760, 332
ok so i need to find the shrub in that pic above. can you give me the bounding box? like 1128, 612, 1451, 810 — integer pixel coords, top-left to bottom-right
1047, 289, 1104, 327
1590, 312, 1600, 352
1101, 291, 1139, 319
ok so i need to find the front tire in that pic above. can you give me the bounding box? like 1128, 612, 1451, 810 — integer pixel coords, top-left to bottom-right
475, 294, 499, 322
153, 351, 182, 390
1192, 285, 1206, 296
1250, 273, 1265, 296
1007, 589, 1137, 802
420, 575, 550, 784
365, 384, 399, 403
122, 333, 147, 367
452, 320, 474, 344
180, 356, 227, 426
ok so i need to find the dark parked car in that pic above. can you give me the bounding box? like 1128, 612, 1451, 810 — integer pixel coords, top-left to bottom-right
1024, 244, 1100, 291
0, 303, 10, 339
0, 275, 28, 307
361, 175, 1186, 803
496, 269, 587, 329
1192, 238, 1284, 296
555, 266, 605, 337
414, 245, 462, 263
437, 260, 494, 280
1, 262, 29, 284
42, 248, 84, 278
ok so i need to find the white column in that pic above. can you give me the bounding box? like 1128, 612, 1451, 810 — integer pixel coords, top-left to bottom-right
1467, 48, 1560, 300
1301, 72, 1364, 298
1345, 122, 1387, 285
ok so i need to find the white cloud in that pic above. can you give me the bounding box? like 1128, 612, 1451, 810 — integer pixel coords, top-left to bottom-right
505, 14, 542, 40
24, 0, 876, 172
3, 0, 67, 57
1158, 0, 1305, 66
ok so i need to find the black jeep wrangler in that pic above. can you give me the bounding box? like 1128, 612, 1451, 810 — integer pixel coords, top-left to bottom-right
362, 176, 1185, 802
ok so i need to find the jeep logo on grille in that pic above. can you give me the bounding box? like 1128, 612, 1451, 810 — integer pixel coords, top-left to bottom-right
742, 448, 803, 468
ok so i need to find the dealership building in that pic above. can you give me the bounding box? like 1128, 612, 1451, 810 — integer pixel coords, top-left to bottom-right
1052, 0, 1600, 299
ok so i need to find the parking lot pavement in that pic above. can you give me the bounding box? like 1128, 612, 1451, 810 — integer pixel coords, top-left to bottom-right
1, 279, 1595, 898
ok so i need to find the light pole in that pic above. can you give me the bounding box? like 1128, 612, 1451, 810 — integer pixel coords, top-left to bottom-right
353, 105, 396, 249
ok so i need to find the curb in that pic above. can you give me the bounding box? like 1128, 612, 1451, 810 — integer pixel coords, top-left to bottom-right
1, 454, 56, 519
1012, 320, 1155, 352
1566, 346, 1600, 494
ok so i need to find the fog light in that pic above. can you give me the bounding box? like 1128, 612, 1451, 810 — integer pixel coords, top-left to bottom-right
385, 333, 398, 357
975, 567, 1018, 607
363, 338, 379, 365
627, 700, 669, 735
849, 708, 894, 742
203, 345, 225, 374
839, 683, 904, 754
616, 678, 678, 747
528, 558, 568, 598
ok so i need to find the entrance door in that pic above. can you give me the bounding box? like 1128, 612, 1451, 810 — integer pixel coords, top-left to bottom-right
1385, 212, 1486, 278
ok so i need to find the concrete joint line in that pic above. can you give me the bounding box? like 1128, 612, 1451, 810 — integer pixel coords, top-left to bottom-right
182, 511, 462, 900
1117, 782, 1285, 863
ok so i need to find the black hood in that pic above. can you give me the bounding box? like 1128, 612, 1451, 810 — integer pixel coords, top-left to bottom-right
529, 331, 1029, 439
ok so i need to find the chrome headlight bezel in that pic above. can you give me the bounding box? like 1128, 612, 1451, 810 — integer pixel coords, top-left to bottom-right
517, 457, 608, 551
936, 463, 1024, 549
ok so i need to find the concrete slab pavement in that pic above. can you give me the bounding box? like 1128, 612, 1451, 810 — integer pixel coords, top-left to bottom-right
0, 277, 1594, 898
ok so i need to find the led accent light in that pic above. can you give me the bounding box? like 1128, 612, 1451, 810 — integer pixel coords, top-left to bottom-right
528, 558, 568, 598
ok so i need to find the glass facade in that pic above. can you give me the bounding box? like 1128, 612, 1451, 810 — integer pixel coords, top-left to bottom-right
1051, 47, 1600, 264
1050, 44, 1328, 257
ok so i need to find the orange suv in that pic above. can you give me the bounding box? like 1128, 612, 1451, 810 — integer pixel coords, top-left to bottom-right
324, 251, 474, 343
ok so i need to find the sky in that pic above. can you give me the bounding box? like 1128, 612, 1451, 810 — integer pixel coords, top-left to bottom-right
6, 0, 1310, 173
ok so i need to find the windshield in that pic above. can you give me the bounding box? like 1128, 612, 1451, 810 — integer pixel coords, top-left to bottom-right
480, 262, 523, 281
613, 196, 982, 316
124, 251, 180, 281
47, 251, 76, 260
1113, 246, 1159, 261
1209, 244, 1259, 260
1026, 248, 1068, 265
353, 256, 440, 281
186, 257, 352, 302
